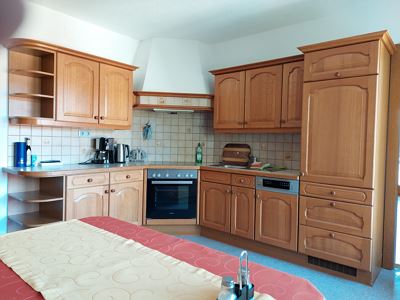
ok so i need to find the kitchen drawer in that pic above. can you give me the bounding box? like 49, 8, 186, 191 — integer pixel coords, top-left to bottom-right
304, 41, 379, 81
299, 225, 372, 271
231, 174, 255, 188
67, 172, 109, 189
300, 196, 372, 238
300, 182, 373, 205
201, 171, 231, 185
110, 170, 143, 184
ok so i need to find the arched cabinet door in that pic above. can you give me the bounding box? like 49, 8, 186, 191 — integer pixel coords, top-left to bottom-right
109, 181, 143, 224
231, 186, 255, 239
57, 53, 99, 123
66, 185, 108, 220
99, 64, 132, 127
200, 181, 231, 232
255, 189, 298, 251
301, 76, 375, 188
244, 65, 282, 129
281, 61, 304, 128
214, 72, 245, 129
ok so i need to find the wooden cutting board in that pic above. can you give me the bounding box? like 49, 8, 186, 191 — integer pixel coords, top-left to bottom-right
222, 144, 251, 166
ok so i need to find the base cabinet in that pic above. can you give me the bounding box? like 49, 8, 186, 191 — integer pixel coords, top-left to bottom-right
255, 190, 298, 251
200, 182, 231, 232
109, 181, 143, 224
66, 185, 108, 220
231, 186, 255, 239
66, 171, 143, 223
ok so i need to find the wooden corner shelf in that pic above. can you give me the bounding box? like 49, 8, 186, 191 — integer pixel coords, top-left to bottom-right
10, 69, 54, 78
9, 93, 54, 100
8, 212, 61, 228
9, 191, 63, 203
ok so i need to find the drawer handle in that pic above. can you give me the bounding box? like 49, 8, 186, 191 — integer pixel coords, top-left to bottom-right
105, 190, 109, 194
329, 233, 335, 239
257, 193, 260, 199
300, 172, 304, 176
126, 175, 131, 179
330, 202, 336, 207
330, 191, 336, 196
87, 178, 93, 183
335, 72, 341, 77
100, 116, 105, 120
111, 189, 115, 193
94, 116, 99, 120
240, 179, 245, 183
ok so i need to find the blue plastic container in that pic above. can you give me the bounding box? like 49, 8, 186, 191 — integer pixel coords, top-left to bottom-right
14, 142, 27, 167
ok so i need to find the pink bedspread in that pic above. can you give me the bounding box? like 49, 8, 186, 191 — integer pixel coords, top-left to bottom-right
0, 217, 324, 300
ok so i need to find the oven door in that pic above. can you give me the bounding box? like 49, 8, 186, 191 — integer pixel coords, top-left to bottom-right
146, 179, 197, 219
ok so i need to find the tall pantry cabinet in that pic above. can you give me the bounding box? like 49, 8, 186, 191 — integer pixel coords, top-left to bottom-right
298, 31, 395, 284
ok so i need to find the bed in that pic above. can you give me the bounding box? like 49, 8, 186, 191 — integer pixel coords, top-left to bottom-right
0, 216, 323, 300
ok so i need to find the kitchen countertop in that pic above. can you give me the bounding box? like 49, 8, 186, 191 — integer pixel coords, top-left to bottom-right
2, 162, 300, 180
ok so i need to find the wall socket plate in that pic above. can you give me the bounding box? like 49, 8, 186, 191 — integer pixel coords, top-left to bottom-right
78, 130, 90, 137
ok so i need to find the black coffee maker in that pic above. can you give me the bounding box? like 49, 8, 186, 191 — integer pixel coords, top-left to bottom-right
93, 137, 115, 164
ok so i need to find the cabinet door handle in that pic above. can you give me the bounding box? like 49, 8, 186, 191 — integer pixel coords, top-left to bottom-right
226, 189, 231, 194
330, 191, 336, 196
126, 175, 131, 179
94, 116, 99, 120
256, 193, 260, 199
100, 116, 105, 120
105, 190, 109, 194
300, 172, 305, 176
329, 233, 335, 239
330, 202, 336, 207
111, 189, 115, 193
87, 178, 93, 183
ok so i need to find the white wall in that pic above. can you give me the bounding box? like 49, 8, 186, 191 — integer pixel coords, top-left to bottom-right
0, 1, 140, 233
209, 0, 400, 69
134, 38, 213, 93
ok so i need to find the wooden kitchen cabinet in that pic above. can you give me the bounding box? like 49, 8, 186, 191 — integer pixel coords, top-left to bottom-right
231, 186, 255, 239
200, 181, 231, 232
281, 61, 304, 128
255, 189, 298, 251
302, 41, 379, 82
299, 225, 372, 271
57, 53, 99, 124
65, 185, 108, 220
214, 72, 245, 129
244, 65, 282, 128
301, 76, 376, 188
109, 181, 143, 224
299, 196, 372, 238
211, 56, 303, 131
99, 64, 133, 127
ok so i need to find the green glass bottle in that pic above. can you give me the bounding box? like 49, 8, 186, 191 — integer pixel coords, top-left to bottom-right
195, 143, 203, 165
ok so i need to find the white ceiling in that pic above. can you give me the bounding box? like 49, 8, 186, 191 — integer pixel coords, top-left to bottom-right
27, 0, 345, 43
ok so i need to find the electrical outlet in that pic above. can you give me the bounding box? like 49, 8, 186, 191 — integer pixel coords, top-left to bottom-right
78, 130, 90, 137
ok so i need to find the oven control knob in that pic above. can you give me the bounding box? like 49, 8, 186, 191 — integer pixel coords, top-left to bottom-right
152, 173, 156, 178
177, 174, 181, 178
165, 173, 169, 178
190, 174, 194, 178
185, 174, 189, 178
157, 173, 161, 177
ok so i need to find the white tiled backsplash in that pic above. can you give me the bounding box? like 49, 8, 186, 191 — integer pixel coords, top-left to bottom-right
7, 111, 300, 170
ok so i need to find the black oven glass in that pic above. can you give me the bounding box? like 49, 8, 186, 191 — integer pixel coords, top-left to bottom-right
147, 179, 197, 219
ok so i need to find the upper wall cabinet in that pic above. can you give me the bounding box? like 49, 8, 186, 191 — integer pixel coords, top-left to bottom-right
6, 38, 137, 129
211, 56, 303, 132
57, 53, 100, 124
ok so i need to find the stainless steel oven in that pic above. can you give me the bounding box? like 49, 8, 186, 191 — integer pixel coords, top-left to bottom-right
146, 169, 197, 219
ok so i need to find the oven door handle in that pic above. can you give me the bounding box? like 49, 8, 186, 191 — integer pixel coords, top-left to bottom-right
150, 180, 194, 185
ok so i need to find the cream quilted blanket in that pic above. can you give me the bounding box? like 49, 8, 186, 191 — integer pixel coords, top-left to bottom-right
0, 220, 273, 300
